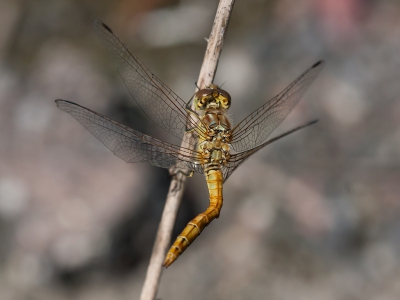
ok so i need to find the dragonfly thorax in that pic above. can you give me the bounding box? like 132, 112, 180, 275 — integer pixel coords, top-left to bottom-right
202, 110, 232, 141
198, 138, 230, 168
198, 110, 232, 168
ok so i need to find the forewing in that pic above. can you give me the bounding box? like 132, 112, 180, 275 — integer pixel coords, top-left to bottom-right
230, 61, 323, 152
56, 100, 203, 173
93, 20, 199, 142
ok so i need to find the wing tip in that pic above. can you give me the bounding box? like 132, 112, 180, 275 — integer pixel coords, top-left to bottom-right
313, 60, 325, 68
55, 99, 78, 108
55, 99, 64, 106
93, 20, 113, 34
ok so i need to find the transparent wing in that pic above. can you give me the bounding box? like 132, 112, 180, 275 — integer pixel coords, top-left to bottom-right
223, 120, 318, 182
93, 20, 203, 143
56, 100, 204, 173
230, 61, 323, 152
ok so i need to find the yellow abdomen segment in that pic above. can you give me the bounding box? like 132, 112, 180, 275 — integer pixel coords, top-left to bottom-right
163, 169, 223, 267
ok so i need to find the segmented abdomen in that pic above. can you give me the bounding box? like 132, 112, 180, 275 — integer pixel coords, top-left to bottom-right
163, 169, 223, 267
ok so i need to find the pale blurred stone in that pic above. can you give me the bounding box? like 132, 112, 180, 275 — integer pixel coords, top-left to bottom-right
0, 177, 29, 219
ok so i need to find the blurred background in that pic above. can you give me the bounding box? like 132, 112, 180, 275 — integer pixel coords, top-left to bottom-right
1, 0, 400, 299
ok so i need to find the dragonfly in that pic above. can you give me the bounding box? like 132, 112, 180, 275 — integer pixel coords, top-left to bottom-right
56, 20, 323, 268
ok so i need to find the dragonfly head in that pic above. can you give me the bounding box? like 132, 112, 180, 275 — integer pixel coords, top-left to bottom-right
194, 84, 231, 111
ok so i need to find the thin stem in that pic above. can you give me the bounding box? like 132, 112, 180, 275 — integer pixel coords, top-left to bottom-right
139, 1, 235, 299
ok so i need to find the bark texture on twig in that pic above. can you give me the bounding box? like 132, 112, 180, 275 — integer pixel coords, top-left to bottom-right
139, 1, 235, 299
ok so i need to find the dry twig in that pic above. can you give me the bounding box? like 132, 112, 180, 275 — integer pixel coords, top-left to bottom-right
139, 1, 235, 299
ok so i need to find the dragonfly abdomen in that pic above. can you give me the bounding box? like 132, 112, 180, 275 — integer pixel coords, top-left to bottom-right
163, 169, 223, 267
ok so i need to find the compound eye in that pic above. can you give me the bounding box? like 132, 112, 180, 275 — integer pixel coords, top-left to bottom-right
195, 88, 216, 109
218, 89, 231, 108
194, 97, 203, 110
219, 98, 228, 109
